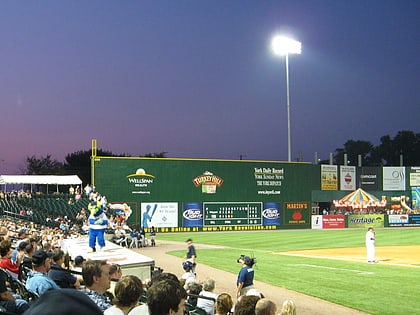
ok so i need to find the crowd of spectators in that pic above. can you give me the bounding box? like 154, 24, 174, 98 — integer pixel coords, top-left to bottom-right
0, 188, 298, 315
0, 219, 297, 315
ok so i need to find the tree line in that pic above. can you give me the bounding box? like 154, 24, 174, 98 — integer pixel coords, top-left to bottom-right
323, 130, 420, 166
24, 150, 167, 187
23, 130, 419, 186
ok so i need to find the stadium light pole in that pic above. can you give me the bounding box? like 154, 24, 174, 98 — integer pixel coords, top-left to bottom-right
272, 35, 301, 162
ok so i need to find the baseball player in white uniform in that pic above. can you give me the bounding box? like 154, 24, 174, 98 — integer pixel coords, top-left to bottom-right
365, 227, 376, 263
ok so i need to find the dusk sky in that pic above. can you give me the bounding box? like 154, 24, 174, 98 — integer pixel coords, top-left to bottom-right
1, 1, 419, 174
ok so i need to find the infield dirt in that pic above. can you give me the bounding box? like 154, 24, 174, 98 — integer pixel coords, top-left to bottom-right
279, 245, 420, 268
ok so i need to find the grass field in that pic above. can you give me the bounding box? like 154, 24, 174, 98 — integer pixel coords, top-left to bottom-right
156, 228, 420, 315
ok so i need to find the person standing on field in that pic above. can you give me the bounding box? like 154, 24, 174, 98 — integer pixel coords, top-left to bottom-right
185, 238, 197, 272
365, 227, 376, 263
236, 256, 255, 297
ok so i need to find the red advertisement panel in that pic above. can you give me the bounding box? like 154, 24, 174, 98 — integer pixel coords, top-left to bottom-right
322, 215, 345, 229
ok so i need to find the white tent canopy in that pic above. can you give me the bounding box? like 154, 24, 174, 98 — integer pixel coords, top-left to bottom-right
0, 175, 82, 193
0, 175, 82, 185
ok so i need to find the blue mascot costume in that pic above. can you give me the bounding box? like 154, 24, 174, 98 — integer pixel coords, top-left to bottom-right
88, 199, 109, 252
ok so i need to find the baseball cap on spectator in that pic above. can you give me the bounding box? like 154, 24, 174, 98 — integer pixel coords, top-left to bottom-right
74, 255, 86, 265
243, 256, 252, 264
18, 241, 29, 251
18, 229, 26, 237
23, 288, 102, 315
182, 260, 193, 271
31, 250, 52, 266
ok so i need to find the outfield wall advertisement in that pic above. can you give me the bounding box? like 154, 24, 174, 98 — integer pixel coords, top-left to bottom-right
321, 165, 338, 190
92, 157, 312, 230
91, 153, 418, 232
340, 166, 356, 191
383, 167, 406, 191
358, 167, 381, 191
311, 215, 345, 229
348, 214, 385, 228
388, 214, 420, 227
312, 214, 391, 229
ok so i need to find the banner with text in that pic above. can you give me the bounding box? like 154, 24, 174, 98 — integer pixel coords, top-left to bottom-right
340, 166, 356, 191
348, 214, 385, 228
383, 167, 406, 191
358, 167, 381, 190
321, 165, 338, 190
283, 202, 310, 227
323, 215, 346, 229
409, 167, 420, 187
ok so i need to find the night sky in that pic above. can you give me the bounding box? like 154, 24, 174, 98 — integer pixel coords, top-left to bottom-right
1, 0, 419, 174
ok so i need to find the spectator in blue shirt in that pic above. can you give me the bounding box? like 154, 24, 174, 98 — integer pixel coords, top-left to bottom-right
26, 250, 60, 296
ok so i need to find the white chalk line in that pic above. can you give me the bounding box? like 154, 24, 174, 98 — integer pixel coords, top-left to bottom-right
288, 263, 375, 275
275, 252, 420, 268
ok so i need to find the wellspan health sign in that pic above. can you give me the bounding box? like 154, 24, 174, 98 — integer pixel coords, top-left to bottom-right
348, 214, 384, 228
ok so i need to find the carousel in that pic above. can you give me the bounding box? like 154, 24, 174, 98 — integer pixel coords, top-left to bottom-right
333, 188, 387, 211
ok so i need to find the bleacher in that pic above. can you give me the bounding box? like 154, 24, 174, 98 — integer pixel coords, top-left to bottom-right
0, 194, 89, 226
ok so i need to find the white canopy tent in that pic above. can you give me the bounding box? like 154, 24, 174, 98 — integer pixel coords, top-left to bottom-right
0, 175, 82, 193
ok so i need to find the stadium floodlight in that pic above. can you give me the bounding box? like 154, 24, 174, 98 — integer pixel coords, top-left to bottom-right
272, 35, 301, 162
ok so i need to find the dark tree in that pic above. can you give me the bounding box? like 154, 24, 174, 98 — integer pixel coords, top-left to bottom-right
25, 155, 64, 175
64, 149, 120, 185
333, 140, 374, 166
143, 151, 168, 158
376, 130, 420, 166
324, 130, 419, 166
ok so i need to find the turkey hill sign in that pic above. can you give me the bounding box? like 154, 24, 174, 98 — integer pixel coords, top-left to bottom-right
192, 171, 224, 194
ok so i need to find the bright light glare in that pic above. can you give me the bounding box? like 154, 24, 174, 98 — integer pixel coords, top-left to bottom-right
272, 36, 302, 55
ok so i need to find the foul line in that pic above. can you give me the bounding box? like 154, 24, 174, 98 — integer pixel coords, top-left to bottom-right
289, 264, 375, 275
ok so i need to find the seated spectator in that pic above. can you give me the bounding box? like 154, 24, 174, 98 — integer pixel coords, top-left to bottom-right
48, 249, 80, 289
82, 259, 112, 312
139, 227, 146, 247
181, 260, 196, 286
111, 225, 127, 245
25, 249, 60, 296
104, 275, 147, 315
255, 298, 277, 315
16, 240, 29, 263
129, 229, 140, 248
0, 227, 9, 240
72, 255, 86, 273
147, 279, 187, 315
106, 263, 123, 303
185, 281, 202, 308
11, 231, 27, 265
109, 264, 123, 281
0, 268, 29, 314
234, 295, 261, 315
197, 278, 218, 315
280, 300, 296, 315
18, 242, 34, 281
23, 288, 102, 315
43, 241, 52, 253
71, 255, 86, 287
148, 271, 179, 288
0, 239, 20, 279
215, 293, 233, 315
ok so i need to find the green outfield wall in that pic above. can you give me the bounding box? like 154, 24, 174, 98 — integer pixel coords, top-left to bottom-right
91, 149, 418, 232
92, 156, 312, 230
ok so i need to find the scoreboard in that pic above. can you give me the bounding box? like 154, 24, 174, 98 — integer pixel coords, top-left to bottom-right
204, 202, 262, 226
